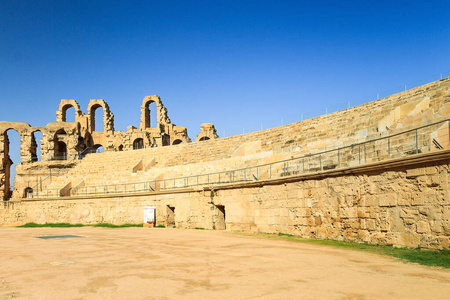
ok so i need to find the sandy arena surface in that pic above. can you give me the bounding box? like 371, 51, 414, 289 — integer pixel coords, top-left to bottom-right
1, 227, 449, 300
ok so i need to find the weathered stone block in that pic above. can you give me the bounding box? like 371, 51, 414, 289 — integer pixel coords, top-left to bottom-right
379, 193, 397, 207
416, 220, 431, 233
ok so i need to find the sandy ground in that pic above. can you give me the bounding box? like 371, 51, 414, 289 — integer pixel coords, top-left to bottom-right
0, 228, 449, 300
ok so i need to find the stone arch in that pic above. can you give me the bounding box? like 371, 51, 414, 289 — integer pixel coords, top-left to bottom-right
133, 138, 144, 150
93, 144, 104, 153
0, 124, 27, 200
195, 123, 219, 142
30, 130, 43, 162
53, 129, 68, 160
56, 99, 83, 122
172, 139, 183, 145
140, 95, 171, 130
23, 187, 33, 198
87, 99, 114, 133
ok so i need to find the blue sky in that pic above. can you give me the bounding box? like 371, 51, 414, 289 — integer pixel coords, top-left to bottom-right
1, 0, 449, 142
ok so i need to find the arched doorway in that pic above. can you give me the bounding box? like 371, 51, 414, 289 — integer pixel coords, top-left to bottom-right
2, 129, 21, 200
94, 144, 104, 153
90, 104, 104, 132
54, 129, 67, 160
55, 141, 67, 160
31, 130, 43, 162
62, 105, 76, 122
24, 187, 33, 198
133, 138, 144, 150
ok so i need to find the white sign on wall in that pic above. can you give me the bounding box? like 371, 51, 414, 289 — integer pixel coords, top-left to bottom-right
143, 206, 155, 224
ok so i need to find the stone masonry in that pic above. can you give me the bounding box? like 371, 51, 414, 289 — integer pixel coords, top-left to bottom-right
1, 78, 450, 249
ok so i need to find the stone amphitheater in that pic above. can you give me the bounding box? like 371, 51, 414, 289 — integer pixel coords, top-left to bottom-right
1, 78, 450, 249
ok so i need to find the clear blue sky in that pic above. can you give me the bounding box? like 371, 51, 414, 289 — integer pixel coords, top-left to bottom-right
1, 0, 449, 138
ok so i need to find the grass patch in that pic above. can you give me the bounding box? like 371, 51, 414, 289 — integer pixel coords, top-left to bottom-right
194, 227, 206, 230
17, 222, 142, 228
154, 224, 166, 228
17, 222, 84, 228
236, 232, 450, 268
92, 223, 142, 228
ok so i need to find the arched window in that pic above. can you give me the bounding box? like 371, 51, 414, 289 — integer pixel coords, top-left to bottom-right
3, 129, 21, 200
55, 141, 67, 160
199, 136, 210, 141
90, 104, 104, 132
172, 139, 183, 145
118, 145, 124, 151
31, 130, 43, 162
93, 144, 104, 153
143, 101, 157, 128
133, 138, 144, 150
62, 105, 76, 122
24, 187, 33, 198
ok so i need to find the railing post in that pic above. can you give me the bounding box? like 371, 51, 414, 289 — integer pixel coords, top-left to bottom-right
244, 168, 247, 181
364, 144, 366, 163
256, 166, 259, 179
338, 149, 340, 168
359, 145, 361, 164
416, 129, 419, 154
448, 120, 450, 148
388, 137, 390, 159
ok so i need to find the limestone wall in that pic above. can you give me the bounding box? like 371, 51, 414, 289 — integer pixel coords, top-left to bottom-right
2, 152, 449, 249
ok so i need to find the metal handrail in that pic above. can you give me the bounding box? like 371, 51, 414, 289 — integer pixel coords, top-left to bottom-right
34, 118, 450, 198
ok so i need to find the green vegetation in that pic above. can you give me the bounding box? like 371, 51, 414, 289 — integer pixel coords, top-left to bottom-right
194, 227, 206, 230
17, 222, 84, 228
237, 232, 450, 268
154, 224, 166, 228
17, 222, 141, 228
92, 223, 142, 228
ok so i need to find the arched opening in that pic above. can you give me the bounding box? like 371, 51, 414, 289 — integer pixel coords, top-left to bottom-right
3, 129, 21, 200
55, 128, 67, 135
24, 187, 33, 198
93, 144, 104, 153
133, 138, 144, 150
54, 129, 67, 160
90, 104, 104, 132
118, 145, 123, 151
144, 101, 157, 128
55, 141, 67, 160
62, 105, 76, 122
199, 136, 210, 141
31, 130, 43, 162
172, 139, 183, 145
162, 135, 170, 147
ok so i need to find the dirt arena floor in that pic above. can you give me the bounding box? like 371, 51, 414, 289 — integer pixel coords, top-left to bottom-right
1, 227, 449, 300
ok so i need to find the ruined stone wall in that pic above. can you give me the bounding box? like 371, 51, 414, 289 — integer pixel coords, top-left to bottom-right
73, 77, 450, 168
1, 153, 449, 249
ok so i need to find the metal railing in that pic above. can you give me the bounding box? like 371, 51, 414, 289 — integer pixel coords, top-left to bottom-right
34, 119, 450, 198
